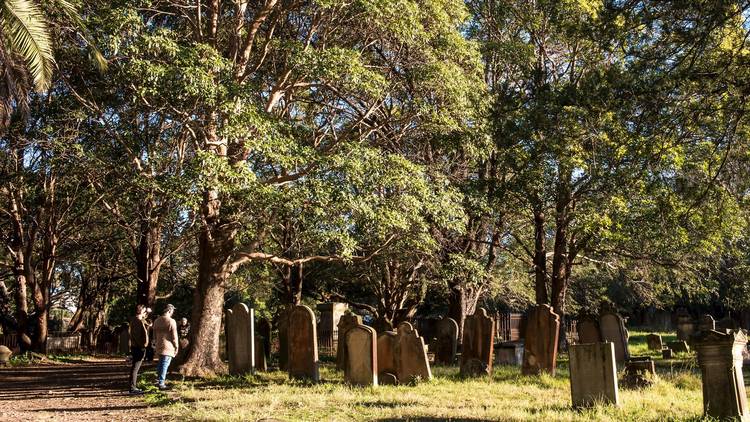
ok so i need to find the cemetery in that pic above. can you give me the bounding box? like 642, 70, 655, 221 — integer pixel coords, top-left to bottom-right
2, 1, 750, 421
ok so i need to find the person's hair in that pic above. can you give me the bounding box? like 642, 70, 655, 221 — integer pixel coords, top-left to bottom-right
135, 304, 147, 315
163, 304, 176, 315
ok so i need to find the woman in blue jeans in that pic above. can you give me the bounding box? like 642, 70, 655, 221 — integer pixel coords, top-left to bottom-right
153, 304, 179, 390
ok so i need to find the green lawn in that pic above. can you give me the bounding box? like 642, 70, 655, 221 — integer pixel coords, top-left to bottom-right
149, 331, 718, 421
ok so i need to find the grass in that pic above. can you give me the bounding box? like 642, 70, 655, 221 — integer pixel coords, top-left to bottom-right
148, 330, 725, 421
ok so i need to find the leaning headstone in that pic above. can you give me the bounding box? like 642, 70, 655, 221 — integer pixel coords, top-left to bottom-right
433, 317, 459, 365
377, 331, 398, 384
460, 309, 495, 376
287, 305, 319, 381
623, 356, 656, 388
258, 318, 272, 362
396, 322, 432, 382
569, 342, 619, 408
599, 312, 629, 364
495, 342, 524, 366
345, 324, 378, 387
522, 305, 560, 375
646, 333, 663, 351
698, 314, 715, 332
227, 303, 255, 376
667, 340, 690, 354
693, 329, 749, 421
576, 315, 601, 344
336, 313, 363, 371
118, 323, 130, 355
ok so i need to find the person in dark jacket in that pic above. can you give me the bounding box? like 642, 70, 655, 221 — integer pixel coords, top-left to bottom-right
128, 304, 149, 394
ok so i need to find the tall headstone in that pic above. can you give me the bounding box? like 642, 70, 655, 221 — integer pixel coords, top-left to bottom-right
693, 329, 749, 421
227, 303, 255, 376
254, 336, 267, 372
336, 313, 363, 371
433, 317, 458, 365
396, 322, 432, 382
345, 324, 378, 387
522, 305, 560, 375
569, 342, 619, 408
287, 305, 319, 381
675, 309, 695, 341
599, 311, 629, 364
257, 318, 272, 362
278, 307, 291, 370
460, 309, 494, 376
317, 302, 348, 353
698, 314, 716, 332
377, 331, 398, 384
576, 316, 601, 344
646, 333, 663, 351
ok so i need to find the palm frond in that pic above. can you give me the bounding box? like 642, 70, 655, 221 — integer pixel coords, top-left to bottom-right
52, 0, 107, 72
2, 0, 54, 92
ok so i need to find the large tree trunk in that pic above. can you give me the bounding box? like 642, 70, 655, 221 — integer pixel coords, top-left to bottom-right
135, 222, 162, 307
533, 208, 548, 305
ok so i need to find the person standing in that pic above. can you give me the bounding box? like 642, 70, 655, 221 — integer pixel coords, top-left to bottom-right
128, 304, 149, 395
153, 304, 179, 390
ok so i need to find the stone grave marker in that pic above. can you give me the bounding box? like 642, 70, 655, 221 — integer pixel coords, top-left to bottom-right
646, 333, 663, 351
460, 309, 495, 376
698, 314, 716, 332
118, 323, 130, 355
716, 317, 739, 331
667, 340, 690, 354
433, 317, 458, 365
623, 356, 656, 388
396, 322, 432, 382
336, 313, 363, 371
522, 305, 560, 375
287, 305, 319, 381
662, 348, 673, 359
675, 309, 695, 341
693, 329, 749, 421
255, 336, 267, 371
345, 324, 378, 387
569, 342, 619, 408
278, 307, 290, 371
495, 342, 524, 366
599, 311, 629, 364
227, 303, 255, 376
258, 318, 272, 362
576, 315, 601, 344
377, 331, 398, 384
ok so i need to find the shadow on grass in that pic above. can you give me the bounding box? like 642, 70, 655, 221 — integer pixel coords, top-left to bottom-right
373, 418, 498, 422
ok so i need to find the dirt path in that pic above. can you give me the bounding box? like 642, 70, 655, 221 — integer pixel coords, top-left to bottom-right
0, 358, 165, 421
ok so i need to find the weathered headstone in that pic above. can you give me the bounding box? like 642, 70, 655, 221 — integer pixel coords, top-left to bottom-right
254, 336, 267, 372
646, 333, 663, 351
675, 309, 695, 341
433, 317, 458, 365
599, 312, 629, 364
227, 303, 255, 376
623, 356, 656, 388
569, 342, 619, 408
287, 305, 319, 381
522, 305, 560, 375
495, 342, 524, 366
257, 318, 272, 362
336, 313, 363, 371
278, 307, 291, 371
576, 316, 601, 344
396, 322, 432, 382
698, 314, 716, 332
345, 324, 378, 387
377, 331, 398, 384
693, 329, 749, 421
667, 340, 690, 354
118, 323, 130, 354
460, 309, 494, 376
662, 348, 674, 359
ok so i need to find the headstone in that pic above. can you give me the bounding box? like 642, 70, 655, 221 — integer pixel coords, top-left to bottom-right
379, 372, 398, 385
667, 340, 690, 354
258, 318, 272, 362
227, 303, 255, 376
118, 323, 130, 354
495, 342, 524, 366
662, 348, 673, 359
0, 345, 12, 366
698, 314, 716, 332
336, 313, 363, 371
433, 317, 458, 365
396, 322, 432, 382
599, 312, 629, 364
522, 305, 560, 375
576, 316, 601, 344
460, 309, 494, 376
287, 305, 319, 381
278, 307, 291, 371
255, 336, 267, 372
646, 333, 663, 351
317, 302, 348, 353
693, 329, 749, 421
716, 317, 739, 331
675, 309, 695, 341
569, 342, 619, 408
345, 324, 378, 386
623, 356, 656, 388
377, 331, 398, 384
